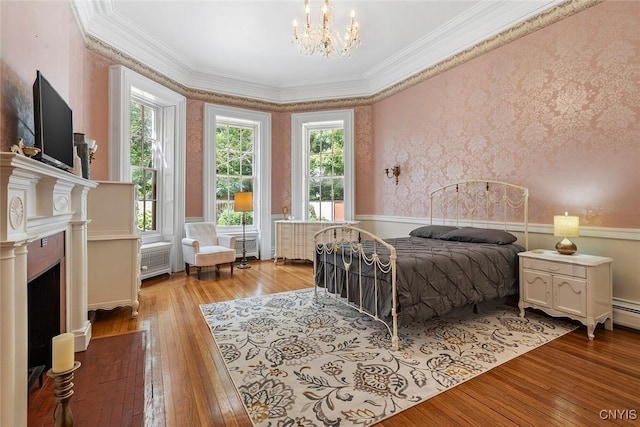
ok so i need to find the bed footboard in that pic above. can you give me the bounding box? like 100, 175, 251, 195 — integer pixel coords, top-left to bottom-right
313, 224, 399, 351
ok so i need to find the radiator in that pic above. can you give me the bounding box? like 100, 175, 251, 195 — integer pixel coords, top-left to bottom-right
140, 242, 172, 280
613, 298, 640, 331
235, 238, 258, 258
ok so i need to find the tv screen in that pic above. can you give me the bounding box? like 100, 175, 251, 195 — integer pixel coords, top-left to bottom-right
33, 71, 74, 172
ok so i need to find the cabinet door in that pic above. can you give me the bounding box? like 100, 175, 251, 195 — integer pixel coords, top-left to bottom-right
553, 276, 587, 317
88, 238, 139, 310
522, 270, 552, 307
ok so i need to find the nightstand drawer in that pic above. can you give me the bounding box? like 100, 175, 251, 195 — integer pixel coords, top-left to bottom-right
522, 258, 587, 279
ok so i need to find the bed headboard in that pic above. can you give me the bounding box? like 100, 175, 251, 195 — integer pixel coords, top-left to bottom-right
429, 179, 529, 250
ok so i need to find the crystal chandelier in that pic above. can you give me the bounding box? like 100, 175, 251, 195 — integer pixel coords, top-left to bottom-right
292, 0, 361, 58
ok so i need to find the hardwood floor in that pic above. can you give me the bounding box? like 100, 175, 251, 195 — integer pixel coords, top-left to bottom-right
43, 261, 640, 426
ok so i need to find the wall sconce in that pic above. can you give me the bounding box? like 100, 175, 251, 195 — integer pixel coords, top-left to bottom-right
553, 211, 579, 255
384, 166, 400, 185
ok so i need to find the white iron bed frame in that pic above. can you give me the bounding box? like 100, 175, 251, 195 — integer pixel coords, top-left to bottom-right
313, 179, 529, 351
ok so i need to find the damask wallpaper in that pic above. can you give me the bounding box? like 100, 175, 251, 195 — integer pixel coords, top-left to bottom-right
370, 1, 639, 228
2, 1, 638, 229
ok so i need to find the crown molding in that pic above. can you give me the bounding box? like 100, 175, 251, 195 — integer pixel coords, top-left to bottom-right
365, 0, 562, 90
74, 0, 601, 110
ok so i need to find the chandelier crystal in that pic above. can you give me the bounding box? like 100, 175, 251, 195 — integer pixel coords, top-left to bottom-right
292, 0, 360, 58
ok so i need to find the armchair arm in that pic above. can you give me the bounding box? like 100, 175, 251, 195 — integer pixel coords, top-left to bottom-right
182, 238, 200, 252
217, 234, 236, 250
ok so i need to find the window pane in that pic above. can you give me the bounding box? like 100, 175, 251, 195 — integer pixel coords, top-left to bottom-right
142, 138, 154, 168
333, 177, 345, 201
143, 169, 157, 201
215, 120, 256, 227
243, 212, 253, 226
130, 135, 143, 167
306, 125, 345, 221
130, 100, 159, 233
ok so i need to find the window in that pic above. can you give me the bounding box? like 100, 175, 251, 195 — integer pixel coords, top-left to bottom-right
130, 100, 159, 232
108, 65, 186, 271
308, 126, 344, 221
291, 110, 354, 221
215, 119, 255, 227
203, 104, 271, 260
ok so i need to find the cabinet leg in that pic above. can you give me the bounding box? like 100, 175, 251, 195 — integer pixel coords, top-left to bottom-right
518, 302, 525, 318
587, 323, 595, 340
131, 299, 139, 319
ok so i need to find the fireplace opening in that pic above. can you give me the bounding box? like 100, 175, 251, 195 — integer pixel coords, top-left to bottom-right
26, 232, 66, 378
27, 263, 61, 371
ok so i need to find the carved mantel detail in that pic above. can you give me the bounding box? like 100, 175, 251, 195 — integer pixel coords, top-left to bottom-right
9, 196, 24, 229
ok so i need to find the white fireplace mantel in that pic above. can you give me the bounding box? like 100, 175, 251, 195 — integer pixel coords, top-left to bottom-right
1, 152, 97, 427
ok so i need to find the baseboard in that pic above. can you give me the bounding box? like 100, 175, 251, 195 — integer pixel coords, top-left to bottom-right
73, 320, 92, 351
613, 298, 640, 331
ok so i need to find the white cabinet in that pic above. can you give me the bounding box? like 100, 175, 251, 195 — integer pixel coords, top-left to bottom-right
274, 220, 359, 263
518, 249, 613, 340
87, 181, 141, 317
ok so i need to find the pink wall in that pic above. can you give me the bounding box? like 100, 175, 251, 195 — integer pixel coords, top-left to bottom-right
84, 51, 112, 181
1, 1, 85, 151
369, 1, 640, 228
353, 106, 375, 215
0, 1, 112, 182
271, 111, 292, 216
2, 1, 638, 229
185, 99, 204, 217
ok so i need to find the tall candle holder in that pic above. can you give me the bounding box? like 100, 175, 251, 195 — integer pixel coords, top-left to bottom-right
46, 361, 81, 427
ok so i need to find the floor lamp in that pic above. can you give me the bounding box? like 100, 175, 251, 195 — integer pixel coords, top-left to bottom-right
234, 191, 253, 269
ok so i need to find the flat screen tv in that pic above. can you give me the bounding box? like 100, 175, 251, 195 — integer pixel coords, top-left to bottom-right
33, 70, 74, 172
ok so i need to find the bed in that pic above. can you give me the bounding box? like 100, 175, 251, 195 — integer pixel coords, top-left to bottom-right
313, 179, 529, 350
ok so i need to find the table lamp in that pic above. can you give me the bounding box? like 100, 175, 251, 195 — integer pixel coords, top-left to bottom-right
554, 212, 579, 255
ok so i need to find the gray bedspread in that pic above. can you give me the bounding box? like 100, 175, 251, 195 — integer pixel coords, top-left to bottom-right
314, 236, 524, 323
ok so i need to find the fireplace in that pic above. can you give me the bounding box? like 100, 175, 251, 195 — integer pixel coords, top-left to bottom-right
1, 153, 97, 426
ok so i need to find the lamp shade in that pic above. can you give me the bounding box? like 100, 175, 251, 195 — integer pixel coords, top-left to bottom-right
554, 213, 579, 238
234, 192, 253, 212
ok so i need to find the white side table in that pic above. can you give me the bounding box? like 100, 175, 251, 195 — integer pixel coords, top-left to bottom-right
518, 249, 613, 340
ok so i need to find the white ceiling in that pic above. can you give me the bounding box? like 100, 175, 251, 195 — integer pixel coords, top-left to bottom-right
73, 0, 561, 104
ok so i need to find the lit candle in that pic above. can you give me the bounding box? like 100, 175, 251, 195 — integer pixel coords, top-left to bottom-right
52, 333, 75, 373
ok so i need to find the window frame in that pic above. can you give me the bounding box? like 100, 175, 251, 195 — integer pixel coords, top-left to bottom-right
108, 65, 186, 271
129, 97, 162, 234
291, 109, 355, 221
213, 117, 257, 227
203, 103, 271, 260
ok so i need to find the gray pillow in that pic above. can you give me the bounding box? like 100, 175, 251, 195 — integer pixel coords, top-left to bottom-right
439, 227, 517, 245
409, 225, 458, 239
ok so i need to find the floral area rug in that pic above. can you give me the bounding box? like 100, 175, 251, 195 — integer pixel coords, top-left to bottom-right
200, 288, 576, 426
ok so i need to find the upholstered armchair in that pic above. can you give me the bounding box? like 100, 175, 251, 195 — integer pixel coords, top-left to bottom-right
182, 222, 237, 279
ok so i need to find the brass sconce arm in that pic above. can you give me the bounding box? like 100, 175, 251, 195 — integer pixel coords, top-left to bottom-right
384, 165, 400, 185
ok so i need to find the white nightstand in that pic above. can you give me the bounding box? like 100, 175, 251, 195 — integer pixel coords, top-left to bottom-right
518, 249, 613, 340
